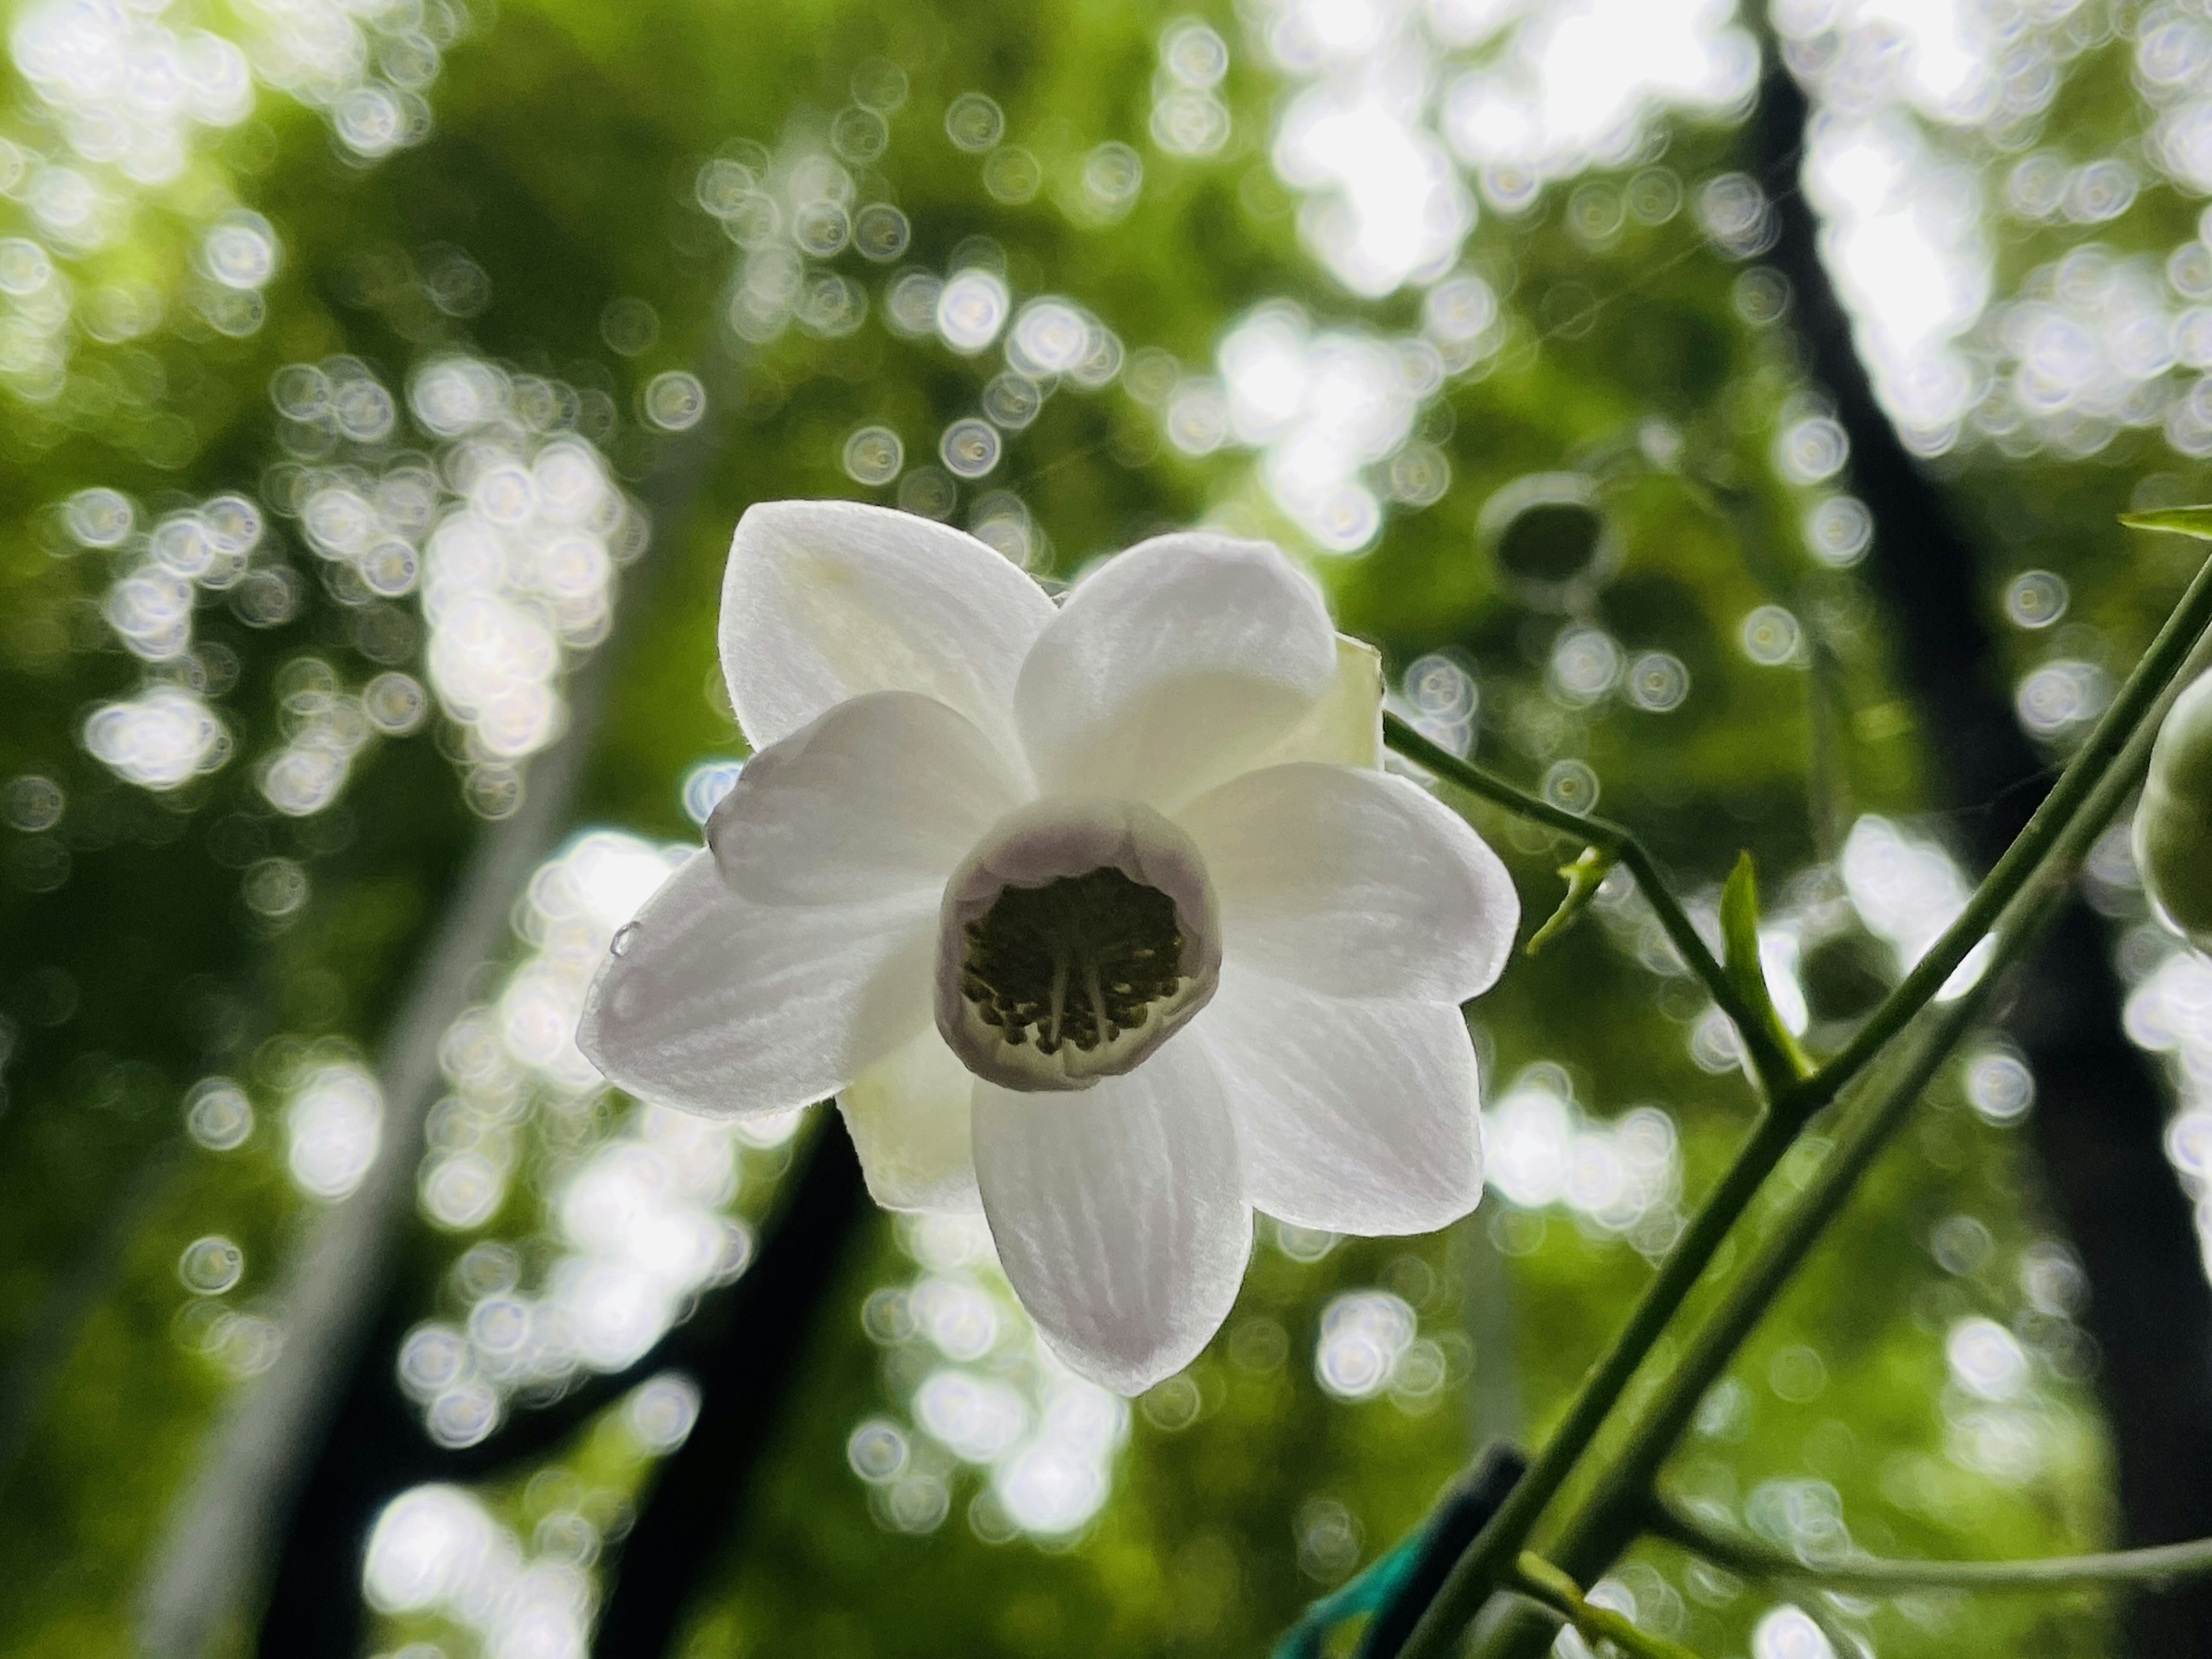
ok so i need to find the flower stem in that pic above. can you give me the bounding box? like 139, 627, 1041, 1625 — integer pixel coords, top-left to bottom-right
1531, 910, 2033, 1604
1456, 613, 2212, 1659
1379, 536, 2212, 1659
1509, 1552, 1709, 1659
1381, 714, 1796, 1096
1386, 1104, 1798, 1659
1775, 537, 2212, 1126
1646, 1494, 2212, 1592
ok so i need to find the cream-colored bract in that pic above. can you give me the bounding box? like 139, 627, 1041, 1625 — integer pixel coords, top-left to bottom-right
578, 500, 1519, 1394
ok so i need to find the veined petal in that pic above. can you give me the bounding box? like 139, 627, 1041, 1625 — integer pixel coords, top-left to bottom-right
709, 691, 1027, 908
720, 499, 1054, 761
1014, 532, 1338, 810
973, 1033, 1250, 1393
1244, 635, 1385, 771
1177, 762, 1520, 1003
839, 1022, 981, 1213
1196, 969, 1482, 1234
578, 850, 934, 1118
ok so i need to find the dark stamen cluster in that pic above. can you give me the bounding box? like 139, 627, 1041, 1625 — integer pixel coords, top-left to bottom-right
961, 867, 1184, 1056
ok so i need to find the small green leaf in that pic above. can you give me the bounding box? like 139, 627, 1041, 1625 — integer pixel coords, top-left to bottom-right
2122, 505, 2212, 539
1719, 851, 1813, 1081
1718, 851, 1762, 992
1525, 846, 1613, 956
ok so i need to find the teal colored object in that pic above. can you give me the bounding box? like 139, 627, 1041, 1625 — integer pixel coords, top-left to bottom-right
1272, 1445, 1527, 1659
1272, 1533, 1426, 1659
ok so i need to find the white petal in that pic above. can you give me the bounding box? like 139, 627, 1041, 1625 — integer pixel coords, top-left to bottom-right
1196, 969, 1482, 1234
839, 1023, 981, 1213
1244, 635, 1385, 771
720, 500, 1054, 759
1015, 532, 1338, 810
972, 1034, 1251, 1393
709, 691, 1026, 907
1177, 762, 1520, 1003
578, 850, 934, 1117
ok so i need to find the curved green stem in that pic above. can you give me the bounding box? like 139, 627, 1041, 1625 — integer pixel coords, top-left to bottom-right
1384, 540, 2212, 1659
1649, 1494, 2212, 1592
1385, 1103, 1797, 1659
1533, 618, 2212, 1595
1778, 540, 2212, 1124
1457, 628, 2212, 1659
1511, 1554, 1707, 1659
1448, 952, 2044, 1659
1373, 726, 1809, 1657
1539, 932, 2022, 1584
1383, 714, 1794, 1095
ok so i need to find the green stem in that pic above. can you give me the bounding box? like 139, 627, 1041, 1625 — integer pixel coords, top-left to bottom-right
1383, 714, 1794, 1095
1388, 543, 2212, 1659
1778, 540, 2212, 1124
1388, 1106, 1798, 1658
1539, 945, 2024, 1596
1446, 818, 2084, 1658
1511, 1553, 1708, 1659
1532, 610, 2212, 1603
1647, 1494, 2212, 1592
1374, 728, 1814, 1655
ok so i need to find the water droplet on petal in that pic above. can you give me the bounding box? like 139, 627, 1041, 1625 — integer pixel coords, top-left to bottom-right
611, 922, 639, 959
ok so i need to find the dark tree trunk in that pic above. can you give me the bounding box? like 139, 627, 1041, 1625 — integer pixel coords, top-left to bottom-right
253, 1119, 866, 1659
1755, 39, 2212, 1654
590, 1119, 866, 1658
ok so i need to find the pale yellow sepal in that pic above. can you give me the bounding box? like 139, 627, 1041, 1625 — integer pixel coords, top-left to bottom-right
839, 1022, 983, 1213
1247, 634, 1384, 772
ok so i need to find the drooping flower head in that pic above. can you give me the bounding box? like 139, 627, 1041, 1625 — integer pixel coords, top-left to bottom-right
579, 502, 1519, 1392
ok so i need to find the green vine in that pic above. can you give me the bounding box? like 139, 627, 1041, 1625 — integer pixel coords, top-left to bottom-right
1362, 528, 2212, 1659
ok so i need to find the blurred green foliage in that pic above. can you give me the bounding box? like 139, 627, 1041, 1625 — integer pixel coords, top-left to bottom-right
3, 0, 2202, 1654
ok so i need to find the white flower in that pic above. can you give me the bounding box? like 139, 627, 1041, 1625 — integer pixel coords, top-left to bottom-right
579, 501, 1518, 1392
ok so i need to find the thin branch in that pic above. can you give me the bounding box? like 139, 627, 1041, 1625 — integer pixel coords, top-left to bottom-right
1452, 782, 2074, 1659
1505, 625, 2212, 1649
1510, 1553, 1707, 1659
1649, 1494, 2212, 1593
1777, 517, 2212, 1126
1382, 714, 1793, 1094
1368, 718, 1815, 1656
1390, 555, 2212, 1659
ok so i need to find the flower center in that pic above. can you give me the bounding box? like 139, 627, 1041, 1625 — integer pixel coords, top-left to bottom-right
935, 799, 1221, 1091
961, 867, 1185, 1054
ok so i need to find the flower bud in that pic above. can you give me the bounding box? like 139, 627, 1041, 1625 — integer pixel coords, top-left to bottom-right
2135, 668, 2212, 948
